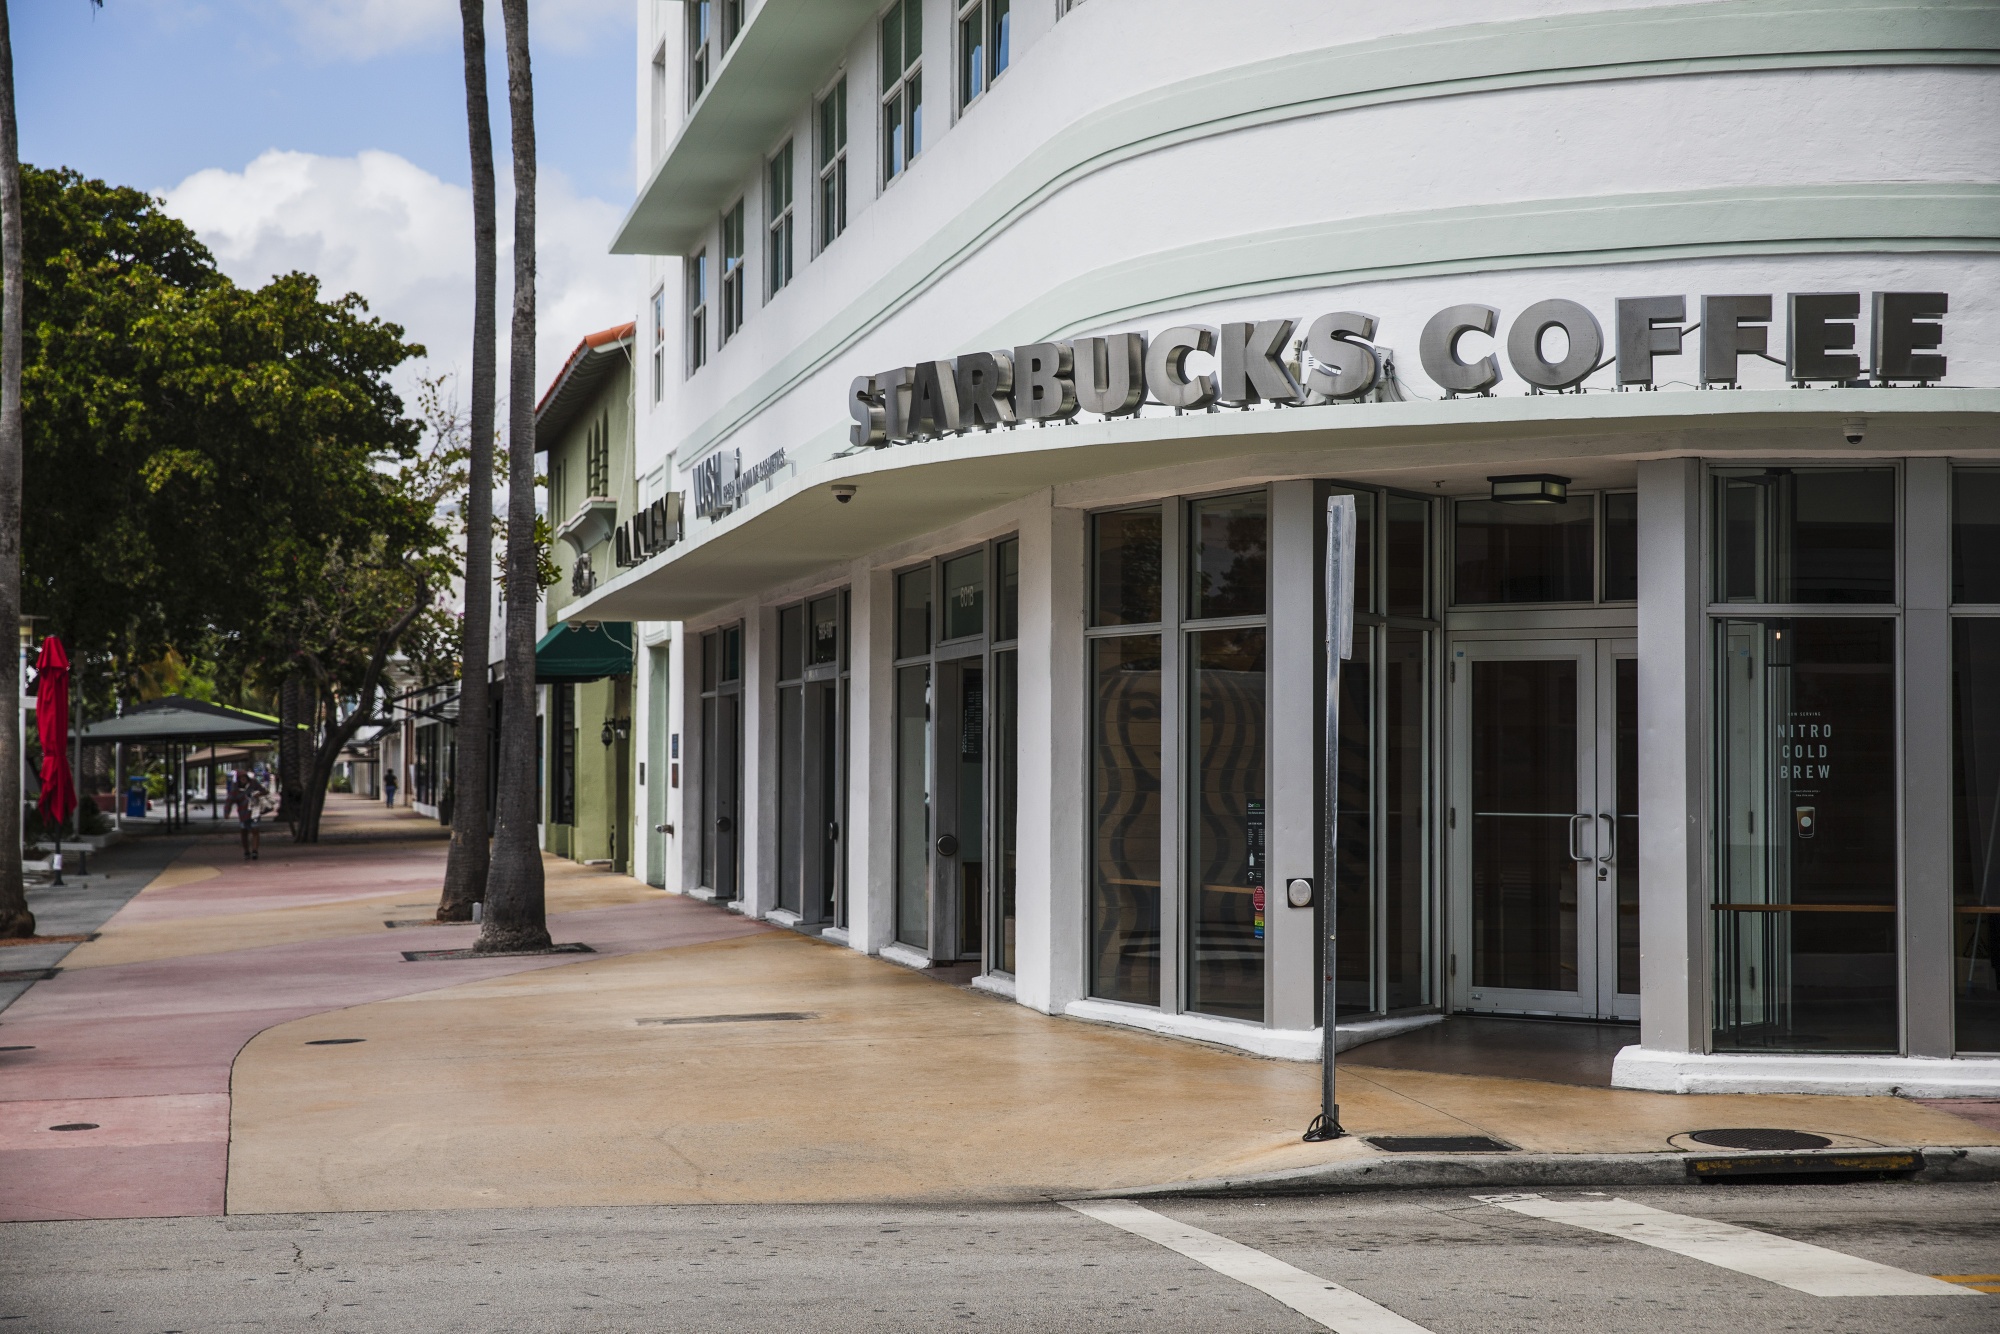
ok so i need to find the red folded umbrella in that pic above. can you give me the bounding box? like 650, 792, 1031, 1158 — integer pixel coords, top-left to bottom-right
35, 635, 75, 830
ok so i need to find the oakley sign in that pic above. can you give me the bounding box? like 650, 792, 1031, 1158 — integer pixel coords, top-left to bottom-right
847, 291, 1948, 447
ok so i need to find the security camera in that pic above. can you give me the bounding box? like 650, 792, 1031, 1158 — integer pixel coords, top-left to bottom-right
1843, 416, 1866, 446
831, 485, 857, 504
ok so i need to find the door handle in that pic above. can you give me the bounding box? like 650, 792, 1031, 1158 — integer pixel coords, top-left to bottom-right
827, 821, 840, 842
935, 833, 959, 858
1597, 812, 1617, 865
1568, 813, 1591, 862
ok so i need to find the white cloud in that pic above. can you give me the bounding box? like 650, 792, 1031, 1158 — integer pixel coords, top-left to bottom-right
283, 0, 630, 60
162, 148, 634, 422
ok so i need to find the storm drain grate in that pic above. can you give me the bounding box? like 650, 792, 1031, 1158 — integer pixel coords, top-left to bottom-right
1687, 1128, 1832, 1151
401, 943, 595, 962
637, 1012, 820, 1026
1365, 1135, 1516, 1153
0, 968, 57, 983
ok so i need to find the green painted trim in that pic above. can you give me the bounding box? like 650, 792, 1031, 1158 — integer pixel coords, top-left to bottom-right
662, 0, 2000, 466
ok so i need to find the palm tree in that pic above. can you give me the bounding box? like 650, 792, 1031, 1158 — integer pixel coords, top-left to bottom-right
0, 1, 33, 939
436, 0, 497, 923
477, 0, 550, 953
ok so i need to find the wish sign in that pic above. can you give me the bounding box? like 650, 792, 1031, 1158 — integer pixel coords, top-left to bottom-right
846, 291, 1948, 448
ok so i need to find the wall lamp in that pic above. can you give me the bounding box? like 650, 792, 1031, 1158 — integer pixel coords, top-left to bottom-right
601, 717, 631, 746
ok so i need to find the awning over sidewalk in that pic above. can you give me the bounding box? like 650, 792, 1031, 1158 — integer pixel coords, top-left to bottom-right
535, 621, 634, 684
79, 696, 288, 744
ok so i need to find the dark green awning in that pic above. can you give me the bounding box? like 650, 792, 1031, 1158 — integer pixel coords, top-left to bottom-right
535, 621, 634, 683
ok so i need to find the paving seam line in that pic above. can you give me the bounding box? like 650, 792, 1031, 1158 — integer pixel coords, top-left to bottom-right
1473, 1192, 1981, 1297
1097, 1146, 2000, 1198
1062, 1199, 1436, 1333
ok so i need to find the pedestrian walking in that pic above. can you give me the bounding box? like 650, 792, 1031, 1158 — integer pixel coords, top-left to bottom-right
229, 768, 267, 861
384, 768, 398, 808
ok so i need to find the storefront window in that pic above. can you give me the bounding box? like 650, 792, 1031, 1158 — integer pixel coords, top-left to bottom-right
1334, 636, 1371, 1016
1189, 627, 1266, 1021
1383, 627, 1428, 1010
1954, 470, 2000, 603
698, 625, 742, 898
1385, 495, 1427, 616
1714, 618, 1897, 1053
897, 568, 931, 658
1454, 498, 1593, 604
1953, 618, 2000, 1052
994, 648, 1018, 975
997, 537, 1020, 641
1091, 635, 1162, 1004
942, 549, 985, 640
1602, 492, 1638, 601
775, 593, 847, 924
1715, 468, 1895, 604
1093, 506, 1162, 626
1470, 658, 1579, 993
1189, 494, 1267, 619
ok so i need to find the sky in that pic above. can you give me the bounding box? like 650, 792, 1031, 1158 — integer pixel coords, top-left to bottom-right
14, 0, 642, 407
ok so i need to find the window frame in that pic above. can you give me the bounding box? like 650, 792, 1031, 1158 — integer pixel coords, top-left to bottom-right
719, 199, 746, 343
684, 249, 708, 375
815, 76, 849, 253
650, 286, 666, 402
686, 0, 711, 107
765, 140, 795, 302
956, 0, 1011, 113
879, 0, 923, 187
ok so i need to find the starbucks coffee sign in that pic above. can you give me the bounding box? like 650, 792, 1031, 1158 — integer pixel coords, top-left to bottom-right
846, 291, 1949, 447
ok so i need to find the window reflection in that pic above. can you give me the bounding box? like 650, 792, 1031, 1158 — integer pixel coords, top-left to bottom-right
1716, 469, 1895, 604
1093, 507, 1162, 626
1454, 498, 1593, 604
1954, 619, 2000, 1052
1189, 493, 1267, 620
1190, 627, 1267, 1021
1953, 470, 2000, 603
1090, 636, 1161, 1005
1714, 618, 1897, 1052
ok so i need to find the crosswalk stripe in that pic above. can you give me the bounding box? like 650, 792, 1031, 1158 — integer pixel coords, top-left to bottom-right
1473, 1193, 1980, 1297
1062, 1199, 1435, 1333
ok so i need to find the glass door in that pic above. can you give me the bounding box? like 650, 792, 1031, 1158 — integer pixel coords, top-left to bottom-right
1451, 638, 1635, 1019
932, 656, 985, 961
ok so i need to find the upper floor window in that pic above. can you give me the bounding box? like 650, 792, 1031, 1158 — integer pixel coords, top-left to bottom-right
720, 199, 746, 343
586, 412, 610, 497
957, 0, 1009, 111
720, 0, 744, 49
880, 0, 922, 184
686, 1, 711, 105
817, 77, 848, 250
650, 287, 666, 401
766, 141, 794, 300
685, 250, 708, 375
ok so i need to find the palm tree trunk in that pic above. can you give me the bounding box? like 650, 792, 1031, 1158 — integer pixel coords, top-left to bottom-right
0, 2, 34, 939
437, 0, 497, 922
478, 0, 550, 953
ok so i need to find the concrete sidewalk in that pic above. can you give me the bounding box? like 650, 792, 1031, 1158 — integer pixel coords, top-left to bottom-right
3, 797, 1996, 1222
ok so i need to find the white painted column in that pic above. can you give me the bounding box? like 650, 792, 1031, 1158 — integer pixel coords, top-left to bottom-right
1268, 481, 1319, 1031
740, 604, 778, 918
1901, 457, 1954, 1058
1636, 456, 1706, 1054
846, 560, 897, 954
1015, 491, 1087, 1015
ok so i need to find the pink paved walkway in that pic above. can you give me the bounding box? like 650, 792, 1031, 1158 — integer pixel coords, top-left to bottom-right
0, 807, 765, 1222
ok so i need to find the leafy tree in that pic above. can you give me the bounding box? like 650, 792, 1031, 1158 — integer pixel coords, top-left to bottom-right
480, 0, 550, 953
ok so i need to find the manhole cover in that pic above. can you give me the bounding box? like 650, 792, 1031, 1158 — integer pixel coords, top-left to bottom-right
1687, 1128, 1832, 1151
636, 1011, 819, 1026
48, 1123, 98, 1132
401, 943, 594, 961
306, 1038, 366, 1046
1365, 1135, 1516, 1154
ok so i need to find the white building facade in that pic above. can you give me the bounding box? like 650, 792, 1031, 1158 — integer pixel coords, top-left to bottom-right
597, 0, 2000, 1095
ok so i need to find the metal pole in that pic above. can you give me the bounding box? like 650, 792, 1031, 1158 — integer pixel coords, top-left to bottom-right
1305, 493, 1357, 1142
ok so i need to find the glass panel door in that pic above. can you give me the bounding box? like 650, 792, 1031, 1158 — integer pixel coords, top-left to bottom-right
1452, 640, 1601, 1017
932, 658, 985, 960
705, 691, 740, 899
1597, 642, 1639, 1020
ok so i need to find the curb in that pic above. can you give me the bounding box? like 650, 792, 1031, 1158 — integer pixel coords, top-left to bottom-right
1097, 1146, 2000, 1199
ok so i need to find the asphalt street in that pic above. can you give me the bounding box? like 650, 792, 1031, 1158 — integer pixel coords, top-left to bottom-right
0, 1182, 1993, 1332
